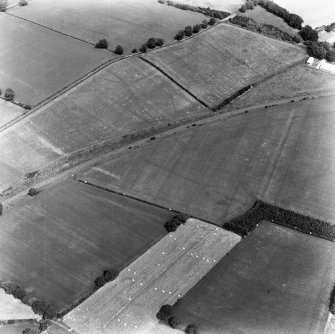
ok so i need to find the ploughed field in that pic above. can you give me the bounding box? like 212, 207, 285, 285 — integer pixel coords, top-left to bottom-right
225, 64, 335, 111
0, 13, 112, 106
10, 0, 206, 53
0, 288, 38, 321
143, 23, 306, 108
0, 180, 174, 312
81, 96, 335, 225
64, 219, 240, 334
0, 56, 207, 193
172, 222, 335, 334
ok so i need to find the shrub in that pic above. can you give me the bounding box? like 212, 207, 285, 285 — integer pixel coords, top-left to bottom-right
201, 20, 208, 29
24, 104, 32, 110
139, 44, 148, 53
193, 24, 201, 33
168, 316, 181, 329
174, 30, 185, 40
0, 88, 2, 96
330, 286, 335, 314
19, 0, 28, 6
306, 41, 327, 59
114, 45, 124, 55
185, 324, 199, 334
239, 4, 247, 13
94, 276, 106, 289
0, 0, 7, 12
300, 25, 318, 41
184, 25, 193, 37
147, 37, 157, 49
156, 304, 173, 321
38, 320, 48, 331
326, 49, 335, 62
95, 39, 108, 49
103, 267, 119, 282
23, 329, 38, 334
155, 38, 164, 47
131, 48, 137, 53
208, 17, 216, 25
4, 88, 15, 101
158, 0, 165, 3
0, 202, 2, 216
28, 188, 39, 196
164, 214, 188, 232
292, 35, 300, 43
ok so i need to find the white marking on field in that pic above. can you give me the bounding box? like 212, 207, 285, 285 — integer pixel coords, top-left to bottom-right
92, 167, 120, 179
36, 135, 64, 155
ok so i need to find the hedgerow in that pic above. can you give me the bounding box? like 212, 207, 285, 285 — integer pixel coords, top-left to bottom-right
330, 286, 335, 314
223, 201, 335, 241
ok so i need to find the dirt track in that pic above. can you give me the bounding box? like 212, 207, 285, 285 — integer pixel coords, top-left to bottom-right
63, 219, 240, 334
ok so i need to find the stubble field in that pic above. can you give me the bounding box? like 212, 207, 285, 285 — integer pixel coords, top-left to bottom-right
10, 0, 207, 53
173, 222, 335, 334
81, 96, 335, 225
0, 180, 174, 312
143, 23, 306, 108
64, 219, 240, 334
0, 13, 112, 106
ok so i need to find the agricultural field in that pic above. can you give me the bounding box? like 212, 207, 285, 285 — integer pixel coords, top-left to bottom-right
0, 13, 112, 106
10, 0, 207, 54
0, 322, 39, 334
0, 180, 174, 312
64, 219, 240, 334
224, 64, 335, 111
0, 56, 207, 192
172, 222, 335, 334
0, 288, 38, 321
81, 95, 335, 225
239, 6, 300, 37
0, 100, 23, 128
143, 23, 306, 108
172, 0, 244, 12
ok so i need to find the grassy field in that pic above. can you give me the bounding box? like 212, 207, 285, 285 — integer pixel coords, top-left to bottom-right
143, 23, 306, 108
0, 289, 38, 321
0, 13, 112, 106
81, 95, 335, 225
0, 322, 39, 334
0, 100, 23, 128
173, 0, 244, 12
239, 6, 300, 37
64, 219, 240, 334
224, 64, 335, 111
0, 56, 207, 193
172, 222, 335, 334
0, 180, 174, 312
10, 0, 207, 54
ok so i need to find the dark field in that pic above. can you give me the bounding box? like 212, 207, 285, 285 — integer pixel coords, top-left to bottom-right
0, 13, 112, 106
81, 96, 335, 225
0, 181, 173, 312
143, 23, 306, 108
173, 222, 335, 334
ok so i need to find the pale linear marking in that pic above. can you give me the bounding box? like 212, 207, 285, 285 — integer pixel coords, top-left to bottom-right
92, 166, 120, 180
36, 135, 64, 155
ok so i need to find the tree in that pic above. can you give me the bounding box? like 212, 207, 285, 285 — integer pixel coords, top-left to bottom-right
19, 0, 28, 6
131, 48, 137, 53
292, 35, 300, 43
0, 202, 2, 216
4, 88, 15, 101
38, 320, 48, 331
156, 304, 173, 321
147, 37, 157, 49
201, 20, 208, 29
94, 276, 106, 288
193, 24, 201, 33
185, 324, 199, 334
239, 4, 247, 13
184, 25, 193, 37
155, 38, 164, 47
139, 44, 148, 53
24, 104, 32, 110
300, 25, 318, 41
114, 45, 124, 55
287, 13, 303, 29
208, 17, 216, 25
0, 0, 7, 12
326, 49, 335, 62
28, 188, 39, 196
103, 268, 119, 282
95, 39, 108, 49
306, 41, 327, 59
168, 316, 181, 329
174, 30, 185, 41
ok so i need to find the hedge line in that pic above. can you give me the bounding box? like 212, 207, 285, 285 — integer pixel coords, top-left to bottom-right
223, 201, 335, 241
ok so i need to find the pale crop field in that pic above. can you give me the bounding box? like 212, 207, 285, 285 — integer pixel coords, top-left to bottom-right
143, 23, 306, 108
0, 181, 174, 312
0, 100, 23, 128
63, 219, 240, 334
173, 222, 335, 334
81, 95, 335, 225
10, 0, 207, 53
0, 13, 112, 106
